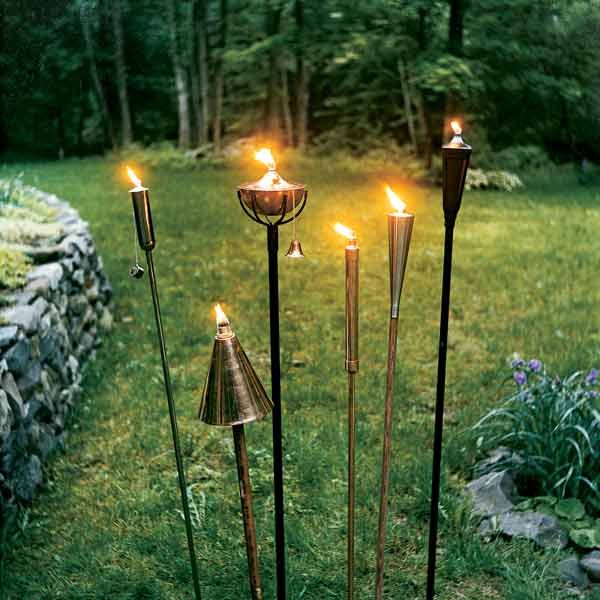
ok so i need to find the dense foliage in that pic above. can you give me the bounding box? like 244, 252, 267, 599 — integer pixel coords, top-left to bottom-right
474, 360, 600, 514
2, 0, 600, 163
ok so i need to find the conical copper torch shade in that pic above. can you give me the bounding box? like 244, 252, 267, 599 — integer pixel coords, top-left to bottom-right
388, 215, 414, 319
199, 335, 273, 427
285, 238, 305, 259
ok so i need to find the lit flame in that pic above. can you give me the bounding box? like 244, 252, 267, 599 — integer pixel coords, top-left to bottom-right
451, 120, 462, 136
385, 185, 406, 214
214, 303, 229, 327
255, 148, 276, 170
126, 166, 142, 188
334, 223, 356, 240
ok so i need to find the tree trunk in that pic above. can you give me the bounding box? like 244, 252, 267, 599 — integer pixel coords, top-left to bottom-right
212, 0, 227, 152
166, 0, 191, 149
265, 0, 282, 139
294, 0, 309, 150
448, 0, 464, 57
111, 0, 133, 146
79, 1, 117, 150
398, 58, 417, 154
192, 0, 210, 146
280, 62, 294, 147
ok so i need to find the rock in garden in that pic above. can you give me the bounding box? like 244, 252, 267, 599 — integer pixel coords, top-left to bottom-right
0, 326, 19, 349
559, 557, 589, 589
3, 338, 31, 374
1, 304, 41, 334
479, 511, 568, 549
465, 470, 517, 517
474, 446, 524, 478
13, 455, 43, 505
1, 372, 24, 417
581, 551, 600, 582
27, 263, 63, 290
0, 390, 13, 435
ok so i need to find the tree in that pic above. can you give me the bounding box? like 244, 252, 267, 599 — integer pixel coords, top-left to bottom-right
111, 0, 133, 146
212, 0, 228, 152
294, 0, 309, 149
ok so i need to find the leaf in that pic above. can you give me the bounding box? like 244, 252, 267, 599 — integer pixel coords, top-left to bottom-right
555, 498, 586, 521
569, 528, 597, 549
533, 496, 557, 507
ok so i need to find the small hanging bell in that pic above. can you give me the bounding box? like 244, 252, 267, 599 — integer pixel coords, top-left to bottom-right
285, 239, 305, 259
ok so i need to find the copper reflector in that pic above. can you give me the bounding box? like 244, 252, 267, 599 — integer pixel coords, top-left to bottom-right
199, 306, 273, 427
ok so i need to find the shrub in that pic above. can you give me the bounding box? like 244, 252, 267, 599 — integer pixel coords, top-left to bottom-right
113, 142, 225, 170
0, 176, 56, 222
465, 168, 524, 192
473, 359, 600, 514
495, 145, 551, 172
0, 247, 31, 289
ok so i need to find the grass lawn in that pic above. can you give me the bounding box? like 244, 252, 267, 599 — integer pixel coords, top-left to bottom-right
0, 157, 598, 600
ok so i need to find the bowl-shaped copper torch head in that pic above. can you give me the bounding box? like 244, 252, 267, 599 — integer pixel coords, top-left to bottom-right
199, 306, 273, 427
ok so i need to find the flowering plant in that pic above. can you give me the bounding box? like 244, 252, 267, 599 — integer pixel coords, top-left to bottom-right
474, 358, 600, 513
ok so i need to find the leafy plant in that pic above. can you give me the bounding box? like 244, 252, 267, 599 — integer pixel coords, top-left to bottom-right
474, 359, 600, 514
0, 247, 31, 290
465, 168, 524, 192
0, 177, 56, 222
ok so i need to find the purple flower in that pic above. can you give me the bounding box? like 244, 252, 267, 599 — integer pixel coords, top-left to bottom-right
586, 369, 599, 385
511, 358, 525, 368
514, 371, 527, 386
528, 359, 542, 372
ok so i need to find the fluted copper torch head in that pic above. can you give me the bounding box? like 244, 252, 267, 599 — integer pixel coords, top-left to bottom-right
442, 121, 472, 226
199, 305, 273, 427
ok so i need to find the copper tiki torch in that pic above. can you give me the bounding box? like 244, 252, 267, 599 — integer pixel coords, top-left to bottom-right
237, 149, 307, 600
199, 305, 273, 600
425, 121, 472, 600
334, 223, 359, 600
125, 167, 202, 600
374, 186, 414, 600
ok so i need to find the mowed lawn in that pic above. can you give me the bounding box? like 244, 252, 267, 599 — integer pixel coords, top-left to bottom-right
0, 157, 599, 600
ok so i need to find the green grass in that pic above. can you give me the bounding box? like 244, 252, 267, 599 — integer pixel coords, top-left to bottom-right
0, 157, 598, 599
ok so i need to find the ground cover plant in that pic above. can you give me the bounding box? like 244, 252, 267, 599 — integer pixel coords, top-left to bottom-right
0, 157, 598, 599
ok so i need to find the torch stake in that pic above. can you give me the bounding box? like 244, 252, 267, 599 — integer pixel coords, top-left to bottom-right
347, 371, 356, 600
374, 317, 399, 600
267, 224, 287, 600
425, 223, 455, 600
145, 250, 203, 600
233, 423, 264, 600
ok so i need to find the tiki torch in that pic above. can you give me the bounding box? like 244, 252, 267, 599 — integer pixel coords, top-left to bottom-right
334, 223, 359, 600
425, 121, 472, 600
374, 186, 414, 600
199, 304, 273, 600
125, 167, 202, 600
237, 149, 307, 600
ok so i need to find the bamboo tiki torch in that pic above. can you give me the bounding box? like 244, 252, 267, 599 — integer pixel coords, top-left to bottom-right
125, 167, 203, 600
334, 223, 359, 600
425, 121, 471, 600
374, 186, 414, 600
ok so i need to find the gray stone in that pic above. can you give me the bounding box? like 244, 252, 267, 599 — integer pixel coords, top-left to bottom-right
0, 389, 13, 434
60, 233, 88, 256
85, 283, 99, 302
3, 338, 31, 374
69, 294, 87, 315
559, 557, 589, 589
27, 263, 63, 290
71, 269, 85, 286
22, 243, 64, 264
98, 308, 113, 332
24, 277, 50, 297
479, 511, 568, 549
465, 470, 517, 517
581, 551, 600, 582
6, 291, 36, 305
13, 455, 43, 504
474, 446, 524, 478
1, 304, 41, 334
16, 360, 42, 397
0, 326, 19, 349
1, 372, 24, 418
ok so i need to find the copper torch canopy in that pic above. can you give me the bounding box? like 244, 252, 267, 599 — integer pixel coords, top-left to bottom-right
199, 307, 273, 427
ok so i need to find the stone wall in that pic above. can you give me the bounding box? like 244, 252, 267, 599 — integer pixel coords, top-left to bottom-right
0, 188, 112, 524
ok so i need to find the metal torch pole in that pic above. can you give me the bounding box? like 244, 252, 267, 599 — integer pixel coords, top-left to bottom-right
233, 424, 264, 600
374, 317, 399, 600
266, 224, 287, 600
145, 250, 203, 600
425, 223, 455, 600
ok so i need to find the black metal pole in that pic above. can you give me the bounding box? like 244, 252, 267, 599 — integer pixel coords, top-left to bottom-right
425, 224, 455, 600
145, 250, 203, 600
266, 224, 287, 600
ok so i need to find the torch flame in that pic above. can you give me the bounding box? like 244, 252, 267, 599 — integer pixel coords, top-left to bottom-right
255, 148, 276, 171
385, 185, 406, 214
214, 303, 229, 327
126, 166, 143, 188
334, 223, 356, 240
451, 120, 462, 136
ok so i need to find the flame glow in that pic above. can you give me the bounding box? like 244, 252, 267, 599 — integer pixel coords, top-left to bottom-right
334, 223, 356, 240
451, 120, 462, 136
255, 148, 276, 170
126, 166, 142, 188
385, 185, 406, 214
214, 303, 229, 326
